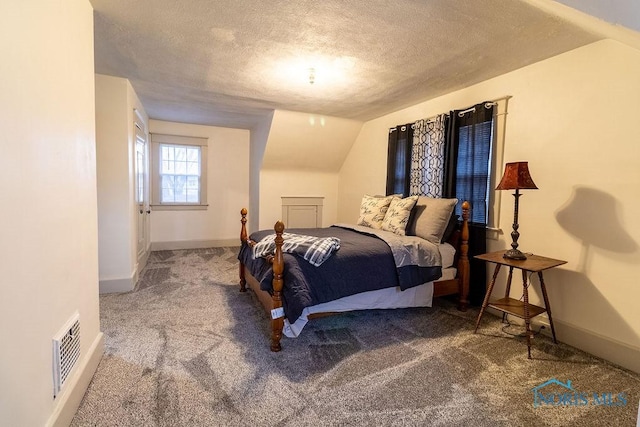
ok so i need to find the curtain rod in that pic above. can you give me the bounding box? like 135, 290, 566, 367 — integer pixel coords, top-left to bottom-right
389, 113, 444, 132
389, 95, 512, 132
457, 95, 513, 117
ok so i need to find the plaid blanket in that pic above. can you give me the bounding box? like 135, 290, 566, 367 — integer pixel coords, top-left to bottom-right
253, 233, 341, 267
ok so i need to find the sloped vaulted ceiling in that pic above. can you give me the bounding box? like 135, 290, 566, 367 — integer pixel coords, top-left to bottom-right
90, 0, 610, 130
262, 111, 363, 172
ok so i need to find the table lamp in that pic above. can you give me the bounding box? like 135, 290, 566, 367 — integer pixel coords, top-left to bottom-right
496, 162, 538, 260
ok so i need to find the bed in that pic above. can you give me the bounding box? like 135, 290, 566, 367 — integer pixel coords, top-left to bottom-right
238, 196, 470, 351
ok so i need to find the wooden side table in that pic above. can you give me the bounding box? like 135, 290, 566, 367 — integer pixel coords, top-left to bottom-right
473, 250, 567, 359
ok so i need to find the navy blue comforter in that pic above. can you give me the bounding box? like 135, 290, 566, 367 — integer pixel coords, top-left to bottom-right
237, 226, 442, 323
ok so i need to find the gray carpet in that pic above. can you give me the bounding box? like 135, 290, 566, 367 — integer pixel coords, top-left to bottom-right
73, 248, 640, 426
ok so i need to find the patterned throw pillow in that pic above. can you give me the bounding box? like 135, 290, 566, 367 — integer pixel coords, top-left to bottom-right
381, 195, 419, 235
357, 195, 394, 229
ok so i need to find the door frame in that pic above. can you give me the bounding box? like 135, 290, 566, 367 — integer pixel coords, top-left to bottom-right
134, 109, 150, 271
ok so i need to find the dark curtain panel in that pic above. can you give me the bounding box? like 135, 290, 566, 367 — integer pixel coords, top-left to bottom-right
443, 103, 494, 305
386, 123, 414, 197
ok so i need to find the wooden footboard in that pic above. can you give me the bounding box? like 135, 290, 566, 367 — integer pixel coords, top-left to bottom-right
239, 202, 471, 351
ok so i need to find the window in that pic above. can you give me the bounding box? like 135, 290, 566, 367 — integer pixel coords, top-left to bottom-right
150, 133, 208, 210
452, 101, 510, 236
386, 98, 510, 235
159, 144, 201, 203
453, 117, 494, 224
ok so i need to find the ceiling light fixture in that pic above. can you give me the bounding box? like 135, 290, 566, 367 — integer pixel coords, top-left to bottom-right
308, 67, 316, 85
271, 55, 355, 89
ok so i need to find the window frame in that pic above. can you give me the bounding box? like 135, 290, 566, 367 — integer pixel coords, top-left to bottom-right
486, 99, 509, 240
150, 133, 209, 211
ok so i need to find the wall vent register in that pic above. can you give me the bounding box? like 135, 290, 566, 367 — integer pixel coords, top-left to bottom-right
52, 312, 80, 398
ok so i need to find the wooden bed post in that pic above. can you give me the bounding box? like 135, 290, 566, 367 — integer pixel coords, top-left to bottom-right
458, 201, 471, 311
238, 209, 285, 351
270, 221, 285, 352
239, 208, 248, 292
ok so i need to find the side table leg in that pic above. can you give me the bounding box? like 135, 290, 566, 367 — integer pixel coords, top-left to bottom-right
502, 266, 514, 323
504, 266, 514, 297
522, 270, 532, 359
538, 272, 557, 344
474, 264, 502, 333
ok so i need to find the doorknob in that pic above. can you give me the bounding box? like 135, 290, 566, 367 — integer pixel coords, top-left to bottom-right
139, 209, 143, 214
146, 210, 151, 214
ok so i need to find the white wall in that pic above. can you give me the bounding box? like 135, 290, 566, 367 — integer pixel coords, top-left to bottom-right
338, 39, 640, 372
148, 120, 250, 248
0, 1, 103, 425
95, 74, 149, 293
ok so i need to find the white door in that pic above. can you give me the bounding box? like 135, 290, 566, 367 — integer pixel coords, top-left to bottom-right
134, 112, 150, 266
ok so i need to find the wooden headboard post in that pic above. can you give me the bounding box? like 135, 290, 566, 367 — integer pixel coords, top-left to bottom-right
457, 201, 471, 311
270, 221, 285, 352
239, 208, 248, 292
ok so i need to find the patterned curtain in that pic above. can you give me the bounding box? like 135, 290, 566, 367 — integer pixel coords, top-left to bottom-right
409, 114, 447, 197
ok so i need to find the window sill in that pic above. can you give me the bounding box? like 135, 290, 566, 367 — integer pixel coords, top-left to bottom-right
486, 227, 502, 241
151, 204, 209, 211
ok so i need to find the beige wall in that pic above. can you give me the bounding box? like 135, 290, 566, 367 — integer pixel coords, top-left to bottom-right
262, 110, 362, 172
259, 170, 340, 230
257, 110, 362, 230
96, 75, 130, 280
249, 114, 274, 232
338, 39, 640, 372
148, 120, 250, 248
0, 0, 103, 425
95, 74, 149, 292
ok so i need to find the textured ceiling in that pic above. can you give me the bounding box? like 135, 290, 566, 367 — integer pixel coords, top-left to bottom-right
91, 0, 603, 129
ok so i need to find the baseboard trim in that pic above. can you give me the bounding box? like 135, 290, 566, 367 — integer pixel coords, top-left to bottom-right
136, 249, 150, 275
99, 274, 135, 294
486, 308, 640, 373
535, 317, 640, 374
47, 332, 104, 427
151, 239, 239, 251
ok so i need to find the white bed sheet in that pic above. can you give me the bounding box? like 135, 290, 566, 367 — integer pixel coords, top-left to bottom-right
440, 242, 456, 269
283, 266, 457, 338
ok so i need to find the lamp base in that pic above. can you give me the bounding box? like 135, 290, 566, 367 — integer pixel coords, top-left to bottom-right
503, 248, 527, 260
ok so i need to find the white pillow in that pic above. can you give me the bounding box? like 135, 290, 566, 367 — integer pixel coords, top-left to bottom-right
381, 196, 419, 235
406, 196, 458, 243
356, 195, 394, 229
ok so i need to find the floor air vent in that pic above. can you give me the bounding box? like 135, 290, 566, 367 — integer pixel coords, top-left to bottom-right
53, 312, 80, 398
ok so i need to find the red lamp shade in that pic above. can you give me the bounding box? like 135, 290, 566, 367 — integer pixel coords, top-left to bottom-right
496, 161, 537, 260
496, 162, 538, 191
